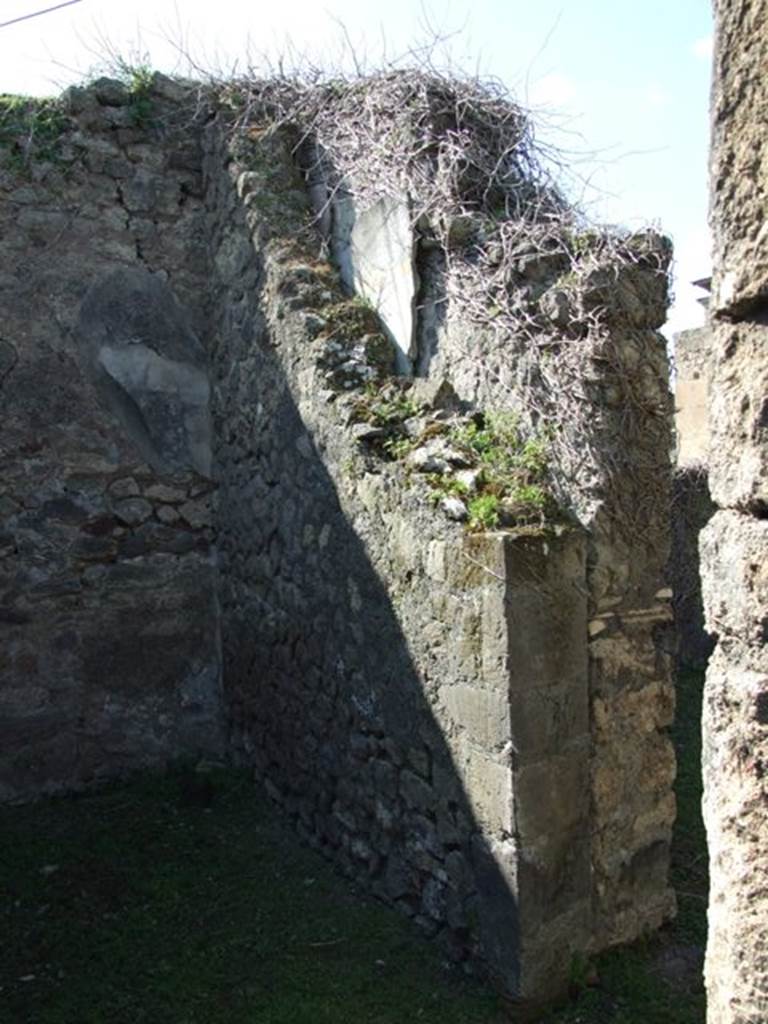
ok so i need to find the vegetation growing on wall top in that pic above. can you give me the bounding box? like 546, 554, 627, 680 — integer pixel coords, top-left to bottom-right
212, 64, 671, 528
0, 94, 70, 170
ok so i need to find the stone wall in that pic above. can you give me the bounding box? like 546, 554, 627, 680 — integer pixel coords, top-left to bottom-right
671, 466, 716, 669
671, 325, 715, 669
675, 325, 712, 467
203, 122, 596, 1004
701, 2, 768, 1021
205, 105, 677, 996
310, 132, 677, 950
1, 73, 679, 1010
0, 78, 225, 801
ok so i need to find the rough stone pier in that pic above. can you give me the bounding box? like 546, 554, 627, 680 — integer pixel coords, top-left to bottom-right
0, 71, 677, 1011
701, 1, 768, 1020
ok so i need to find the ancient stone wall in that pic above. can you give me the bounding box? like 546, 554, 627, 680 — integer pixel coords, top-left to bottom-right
298, 80, 678, 950
0, 78, 224, 801
701, 2, 768, 1021
1, 73, 678, 1010
671, 325, 715, 668
675, 325, 712, 467
204, 122, 600, 1003
671, 466, 716, 669
205, 93, 677, 995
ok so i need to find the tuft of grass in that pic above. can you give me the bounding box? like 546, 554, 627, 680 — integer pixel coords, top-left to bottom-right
382, 434, 416, 460
450, 412, 557, 530
468, 492, 500, 530
355, 382, 418, 429
427, 474, 469, 503
350, 380, 418, 459
123, 63, 156, 128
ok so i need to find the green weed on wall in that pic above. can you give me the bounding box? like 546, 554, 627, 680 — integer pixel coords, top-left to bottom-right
0, 95, 69, 170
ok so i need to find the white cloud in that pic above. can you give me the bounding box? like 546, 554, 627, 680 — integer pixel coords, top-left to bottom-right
692, 35, 713, 60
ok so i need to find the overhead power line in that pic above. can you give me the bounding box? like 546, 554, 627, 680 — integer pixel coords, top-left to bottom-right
0, 0, 85, 30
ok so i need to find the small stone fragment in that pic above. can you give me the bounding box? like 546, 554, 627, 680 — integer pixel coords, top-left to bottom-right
407, 446, 449, 474
454, 469, 481, 493
156, 505, 180, 525
441, 496, 468, 521
113, 497, 153, 526
352, 422, 387, 442
178, 498, 211, 529
143, 483, 187, 503
108, 477, 139, 499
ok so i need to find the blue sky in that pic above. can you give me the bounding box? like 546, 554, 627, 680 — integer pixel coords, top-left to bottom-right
1, 0, 713, 339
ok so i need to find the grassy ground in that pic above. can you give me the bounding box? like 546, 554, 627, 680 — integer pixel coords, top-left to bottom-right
1, 671, 707, 1024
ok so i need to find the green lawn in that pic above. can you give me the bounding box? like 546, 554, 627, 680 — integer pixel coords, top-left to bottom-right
1, 766, 504, 1024
1, 671, 706, 1024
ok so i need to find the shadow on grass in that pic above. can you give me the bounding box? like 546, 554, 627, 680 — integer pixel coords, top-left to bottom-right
1, 670, 707, 1024
0, 767, 504, 1024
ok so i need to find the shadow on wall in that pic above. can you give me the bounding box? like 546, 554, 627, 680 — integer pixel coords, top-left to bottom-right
0, 70, 679, 1015
217, 382, 526, 993
1, 265, 223, 801
78, 268, 212, 478
670, 466, 716, 671
205, 128, 591, 1012
209, 201, 524, 999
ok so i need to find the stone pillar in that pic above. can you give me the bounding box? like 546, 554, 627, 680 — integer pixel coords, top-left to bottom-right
451, 531, 591, 1007
501, 532, 592, 1003
701, 2, 768, 1020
